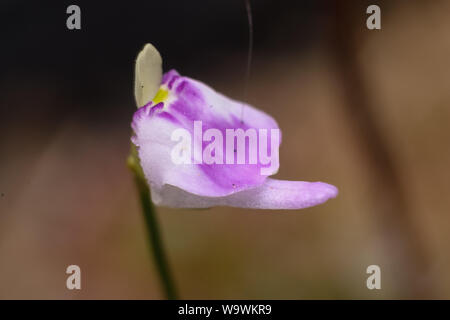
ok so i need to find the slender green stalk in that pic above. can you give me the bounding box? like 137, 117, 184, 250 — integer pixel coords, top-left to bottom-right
128, 147, 178, 300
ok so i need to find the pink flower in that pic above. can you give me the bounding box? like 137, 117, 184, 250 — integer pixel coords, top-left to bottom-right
132, 44, 338, 209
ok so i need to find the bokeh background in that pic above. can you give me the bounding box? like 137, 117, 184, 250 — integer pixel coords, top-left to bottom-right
1, 0, 450, 299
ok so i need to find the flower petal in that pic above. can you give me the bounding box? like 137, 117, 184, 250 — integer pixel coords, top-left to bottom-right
131, 44, 338, 210
152, 178, 338, 209
132, 103, 237, 200
134, 43, 163, 107
132, 70, 281, 198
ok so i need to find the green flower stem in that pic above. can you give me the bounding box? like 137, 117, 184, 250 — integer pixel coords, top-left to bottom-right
128, 146, 178, 300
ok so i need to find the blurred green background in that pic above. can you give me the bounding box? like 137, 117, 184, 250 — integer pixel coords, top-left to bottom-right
1, 0, 450, 299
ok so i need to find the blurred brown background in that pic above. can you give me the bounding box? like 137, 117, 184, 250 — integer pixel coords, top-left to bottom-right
1, 0, 450, 299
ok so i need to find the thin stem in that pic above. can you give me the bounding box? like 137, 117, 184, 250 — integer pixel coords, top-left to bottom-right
243, 0, 253, 100
241, 0, 253, 123
128, 149, 178, 300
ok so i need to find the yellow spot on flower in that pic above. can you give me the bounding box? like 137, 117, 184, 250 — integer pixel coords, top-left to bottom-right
153, 88, 168, 104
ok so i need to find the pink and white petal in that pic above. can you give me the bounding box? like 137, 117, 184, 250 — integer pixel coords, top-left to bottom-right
154, 178, 338, 209
132, 104, 234, 199
164, 70, 279, 133
133, 70, 282, 198
161, 71, 280, 192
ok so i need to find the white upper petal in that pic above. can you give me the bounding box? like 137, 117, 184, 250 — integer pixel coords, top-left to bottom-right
134, 43, 163, 107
